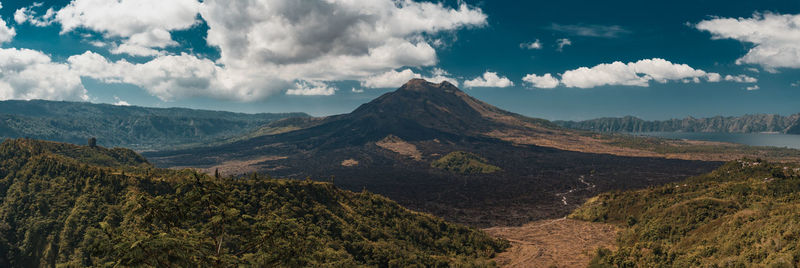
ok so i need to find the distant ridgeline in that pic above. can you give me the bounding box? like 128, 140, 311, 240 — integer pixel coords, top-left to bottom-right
572, 159, 800, 267
0, 100, 307, 150
0, 138, 507, 267
555, 114, 800, 134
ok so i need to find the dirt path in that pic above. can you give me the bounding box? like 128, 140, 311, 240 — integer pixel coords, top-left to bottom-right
555, 175, 597, 205
484, 218, 617, 268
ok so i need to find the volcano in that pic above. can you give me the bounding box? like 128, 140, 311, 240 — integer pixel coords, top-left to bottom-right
145, 79, 720, 227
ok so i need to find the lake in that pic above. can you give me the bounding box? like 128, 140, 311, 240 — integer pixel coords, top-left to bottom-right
629, 132, 800, 149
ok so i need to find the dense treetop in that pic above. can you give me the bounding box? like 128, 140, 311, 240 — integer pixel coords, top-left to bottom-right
572, 159, 800, 267
0, 138, 507, 267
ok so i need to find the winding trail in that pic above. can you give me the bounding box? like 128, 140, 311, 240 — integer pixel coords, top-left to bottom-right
555, 174, 597, 206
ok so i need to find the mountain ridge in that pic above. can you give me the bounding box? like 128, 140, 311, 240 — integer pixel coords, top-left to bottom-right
0, 99, 306, 150
555, 114, 800, 134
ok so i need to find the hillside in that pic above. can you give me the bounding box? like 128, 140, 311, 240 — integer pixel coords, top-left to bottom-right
431, 151, 502, 174
146, 79, 730, 227
571, 159, 800, 267
555, 114, 800, 134
0, 138, 507, 267
0, 100, 305, 150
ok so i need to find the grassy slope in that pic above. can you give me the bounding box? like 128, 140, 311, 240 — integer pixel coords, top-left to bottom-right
431, 151, 502, 174
0, 139, 507, 267
570, 159, 800, 267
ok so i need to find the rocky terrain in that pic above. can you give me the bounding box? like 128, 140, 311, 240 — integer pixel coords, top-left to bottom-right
145, 79, 726, 227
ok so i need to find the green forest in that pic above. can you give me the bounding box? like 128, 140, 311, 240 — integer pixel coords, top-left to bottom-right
571, 159, 800, 267
0, 138, 507, 267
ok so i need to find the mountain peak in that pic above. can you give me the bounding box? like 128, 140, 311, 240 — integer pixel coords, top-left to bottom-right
399, 79, 460, 93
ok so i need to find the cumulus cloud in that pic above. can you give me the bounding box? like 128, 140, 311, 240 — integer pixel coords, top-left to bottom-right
523, 59, 756, 89
464, 71, 514, 88
68, 51, 289, 101
200, 0, 486, 81
520, 39, 542, 50
547, 23, 631, 38
0, 48, 87, 101
746, 85, 760, 91
361, 68, 459, 88
524, 59, 742, 89
55, 0, 201, 56
706, 72, 722, 82
0, 11, 15, 44
724, 74, 758, 83
14, 3, 56, 27
37, 0, 485, 100
696, 13, 800, 70
361, 69, 420, 88
559, 58, 717, 88
113, 96, 130, 106
286, 81, 336, 96
556, 38, 571, 51
522, 73, 559, 89
426, 68, 460, 87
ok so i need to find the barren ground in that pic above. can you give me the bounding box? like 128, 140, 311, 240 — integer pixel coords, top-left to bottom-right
484, 218, 618, 268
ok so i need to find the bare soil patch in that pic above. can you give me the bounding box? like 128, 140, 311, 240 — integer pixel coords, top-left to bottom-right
376, 135, 422, 160
484, 218, 617, 268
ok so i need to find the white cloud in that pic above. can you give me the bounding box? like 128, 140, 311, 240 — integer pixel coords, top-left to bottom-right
520, 39, 542, 50
200, 0, 486, 81
0, 48, 88, 101
110, 43, 163, 57
556, 38, 571, 51
724, 74, 758, 83
791, 81, 799, 87
361, 68, 459, 88
89, 41, 106, 47
706, 72, 722, 82
351, 87, 364, 93
524, 61, 754, 89
426, 68, 460, 87
547, 24, 631, 38
55, 0, 201, 56
113, 96, 130, 106
68, 51, 289, 101
560, 58, 712, 88
14, 3, 56, 27
522, 73, 559, 88
286, 81, 336, 96
464, 71, 513, 88
0, 12, 15, 44
42, 0, 485, 101
361, 69, 420, 88
746, 85, 760, 91
696, 13, 800, 70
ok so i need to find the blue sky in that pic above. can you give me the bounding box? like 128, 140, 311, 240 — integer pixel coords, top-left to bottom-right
0, 0, 799, 120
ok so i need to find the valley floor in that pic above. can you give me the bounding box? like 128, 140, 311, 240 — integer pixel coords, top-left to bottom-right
484, 218, 617, 268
